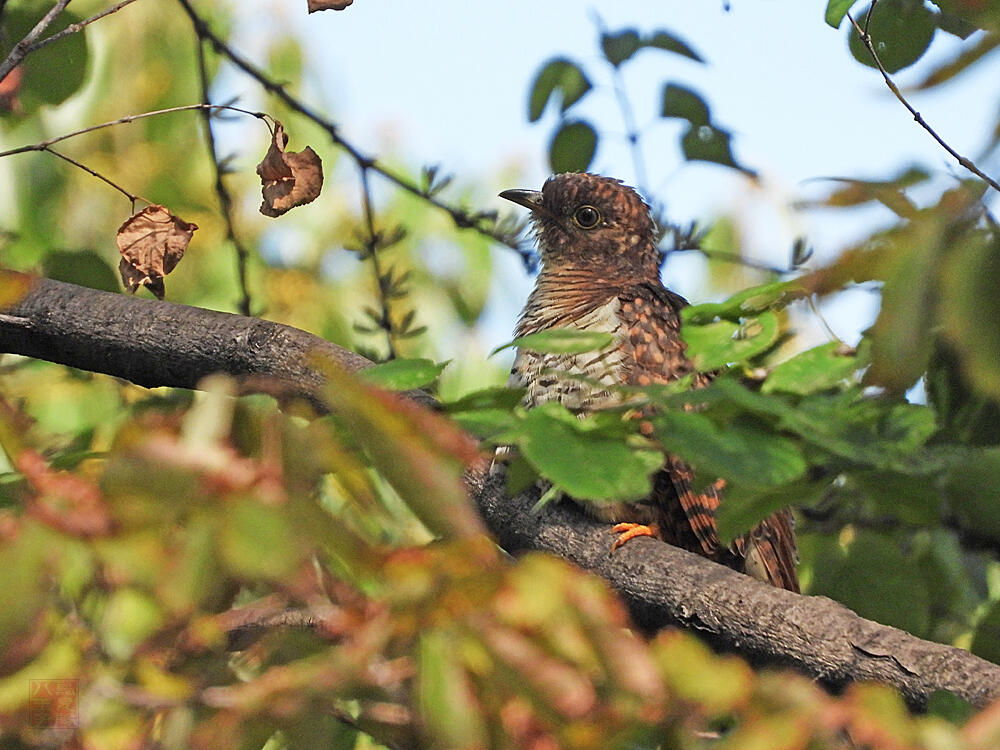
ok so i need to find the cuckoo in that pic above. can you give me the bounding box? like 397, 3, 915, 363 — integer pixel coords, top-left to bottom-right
499, 172, 799, 592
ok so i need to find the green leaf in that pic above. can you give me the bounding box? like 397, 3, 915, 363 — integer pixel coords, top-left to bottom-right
99, 588, 164, 660
528, 58, 591, 122
548, 119, 597, 174
971, 598, 1000, 666
652, 410, 807, 490
359, 358, 447, 391
848, 0, 937, 74
220, 499, 305, 580
681, 124, 746, 173
926, 690, 976, 726
3, 9, 89, 113
808, 529, 931, 636
646, 31, 704, 63
443, 386, 526, 413
717, 480, 826, 546
683, 280, 807, 323
940, 232, 1000, 402
826, 0, 861, 28
601, 29, 642, 67
763, 342, 860, 395
492, 328, 613, 356
661, 83, 710, 127
943, 448, 1000, 543
516, 405, 662, 501
42, 250, 121, 293
418, 630, 488, 748
682, 311, 780, 371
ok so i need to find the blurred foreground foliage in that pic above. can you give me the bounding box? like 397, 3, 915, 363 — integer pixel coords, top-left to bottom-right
2, 0, 1000, 747
0, 368, 998, 750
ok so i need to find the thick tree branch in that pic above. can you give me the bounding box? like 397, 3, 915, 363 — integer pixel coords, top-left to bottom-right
1, 273, 998, 710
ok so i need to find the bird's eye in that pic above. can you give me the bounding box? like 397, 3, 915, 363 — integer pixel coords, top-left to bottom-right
572, 205, 601, 229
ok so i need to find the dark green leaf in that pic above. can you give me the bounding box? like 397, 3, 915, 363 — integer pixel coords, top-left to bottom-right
808, 529, 931, 636
943, 448, 1000, 543
971, 598, 1000, 665
646, 31, 704, 63
492, 328, 613, 356
717, 480, 826, 546
516, 405, 661, 501
652, 410, 807, 489
763, 342, 861, 395
443, 386, 526, 413
681, 124, 745, 173
528, 58, 591, 122
848, 0, 937, 74
661, 83, 710, 127
926, 690, 976, 726
548, 119, 597, 174
682, 311, 780, 371
601, 29, 642, 67
42, 250, 120, 293
359, 358, 447, 391
4, 9, 89, 113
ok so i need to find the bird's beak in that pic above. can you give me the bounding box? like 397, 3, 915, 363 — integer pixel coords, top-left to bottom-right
499, 189, 558, 221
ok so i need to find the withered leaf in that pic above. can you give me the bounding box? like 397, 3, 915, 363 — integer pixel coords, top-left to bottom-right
256, 121, 324, 217
307, 0, 354, 11
116, 204, 197, 299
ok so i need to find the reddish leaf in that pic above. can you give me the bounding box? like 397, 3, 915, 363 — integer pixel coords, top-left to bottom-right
256, 121, 324, 217
116, 204, 197, 299
17, 450, 111, 537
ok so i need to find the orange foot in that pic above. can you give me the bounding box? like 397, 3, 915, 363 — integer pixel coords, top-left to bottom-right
610, 523, 660, 553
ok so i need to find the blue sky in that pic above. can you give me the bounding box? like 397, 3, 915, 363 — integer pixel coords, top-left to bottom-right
237, 0, 1000, 365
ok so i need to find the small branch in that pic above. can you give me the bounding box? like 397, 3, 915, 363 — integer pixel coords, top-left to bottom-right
192, 38, 253, 316
846, 11, 1000, 194
0, 0, 70, 85
173, 0, 533, 266
23, 0, 143, 56
358, 166, 397, 360
45, 146, 149, 206
0, 103, 268, 159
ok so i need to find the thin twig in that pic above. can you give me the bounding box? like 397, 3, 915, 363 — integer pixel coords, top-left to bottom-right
45, 146, 149, 206
358, 167, 397, 360
23, 0, 143, 56
192, 38, 253, 316
847, 10, 1000, 194
173, 0, 533, 266
0, 103, 269, 159
0, 0, 70, 84
610, 67, 649, 198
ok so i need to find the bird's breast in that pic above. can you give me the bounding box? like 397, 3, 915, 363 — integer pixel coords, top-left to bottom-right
511, 296, 628, 411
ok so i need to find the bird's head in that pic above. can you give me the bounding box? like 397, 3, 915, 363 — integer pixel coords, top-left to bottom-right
500, 172, 659, 278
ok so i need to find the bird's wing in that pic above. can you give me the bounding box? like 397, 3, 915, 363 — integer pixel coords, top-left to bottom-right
618, 282, 799, 591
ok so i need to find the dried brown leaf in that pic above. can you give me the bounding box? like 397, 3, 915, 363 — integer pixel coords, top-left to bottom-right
308, 0, 354, 11
116, 204, 197, 299
256, 121, 324, 217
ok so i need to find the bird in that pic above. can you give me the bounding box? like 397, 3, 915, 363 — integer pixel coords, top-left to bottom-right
498, 172, 799, 592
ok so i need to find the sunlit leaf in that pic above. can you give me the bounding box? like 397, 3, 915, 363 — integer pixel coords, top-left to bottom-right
826, 0, 861, 28
492, 328, 613, 356
359, 358, 447, 391
682, 311, 780, 371
515, 404, 661, 502
763, 342, 861, 395
683, 280, 807, 323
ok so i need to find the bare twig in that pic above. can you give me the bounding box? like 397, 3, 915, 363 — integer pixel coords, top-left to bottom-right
0, 0, 70, 84
846, 10, 1000, 194
173, 0, 533, 266
23, 0, 143, 56
0, 103, 269, 159
192, 38, 254, 316
45, 146, 149, 207
358, 166, 397, 360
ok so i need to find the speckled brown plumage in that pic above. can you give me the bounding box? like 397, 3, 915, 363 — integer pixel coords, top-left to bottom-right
500, 172, 799, 592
